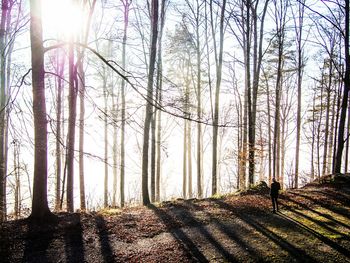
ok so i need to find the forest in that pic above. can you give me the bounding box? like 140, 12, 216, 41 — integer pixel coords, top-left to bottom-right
0, 0, 349, 222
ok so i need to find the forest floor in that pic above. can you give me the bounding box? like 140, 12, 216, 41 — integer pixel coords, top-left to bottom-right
1, 175, 350, 263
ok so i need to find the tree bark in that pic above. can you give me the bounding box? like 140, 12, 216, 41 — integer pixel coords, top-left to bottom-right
29, 0, 54, 222
78, 54, 86, 211
55, 51, 64, 211
211, 0, 226, 196
293, 0, 305, 188
248, 0, 269, 186
334, 1, 350, 173
120, 0, 130, 207
0, 0, 9, 222
141, 0, 158, 206
322, 61, 333, 176
155, 0, 166, 202
66, 40, 77, 213
103, 76, 109, 208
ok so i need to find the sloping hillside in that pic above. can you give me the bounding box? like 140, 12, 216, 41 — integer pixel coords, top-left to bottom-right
1, 175, 350, 262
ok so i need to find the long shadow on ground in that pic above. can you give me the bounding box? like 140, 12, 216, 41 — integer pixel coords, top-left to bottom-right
150, 204, 209, 262
95, 215, 115, 263
63, 213, 85, 263
23, 219, 58, 262
213, 199, 318, 262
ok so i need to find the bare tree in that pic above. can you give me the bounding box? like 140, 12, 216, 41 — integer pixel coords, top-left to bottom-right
29, 0, 55, 222
120, 0, 131, 207
292, 0, 305, 188
155, 0, 167, 202
55, 50, 65, 211
334, 1, 350, 173
141, 0, 158, 206
0, 0, 10, 222
210, 0, 226, 195
272, 0, 288, 181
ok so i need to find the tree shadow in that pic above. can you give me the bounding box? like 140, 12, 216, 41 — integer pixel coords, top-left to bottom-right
212, 199, 317, 262
23, 218, 58, 262
63, 213, 85, 263
149, 204, 210, 262
282, 194, 350, 234
286, 191, 350, 219
278, 212, 350, 258
185, 201, 263, 261
0, 219, 27, 262
95, 214, 115, 263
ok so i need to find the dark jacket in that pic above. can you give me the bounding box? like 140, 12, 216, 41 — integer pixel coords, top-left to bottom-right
270, 181, 281, 197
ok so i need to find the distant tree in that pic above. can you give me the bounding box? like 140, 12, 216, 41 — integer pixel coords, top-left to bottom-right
210, 0, 226, 195
55, 50, 65, 211
155, 0, 167, 202
183, 0, 204, 198
166, 22, 195, 199
120, 0, 131, 207
103, 65, 109, 208
78, 0, 97, 211
66, 37, 77, 213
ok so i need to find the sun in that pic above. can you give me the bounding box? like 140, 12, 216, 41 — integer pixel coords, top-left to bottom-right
42, 0, 86, 39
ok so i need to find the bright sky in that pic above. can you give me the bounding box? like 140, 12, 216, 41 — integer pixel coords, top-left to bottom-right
42, 0, 86, 39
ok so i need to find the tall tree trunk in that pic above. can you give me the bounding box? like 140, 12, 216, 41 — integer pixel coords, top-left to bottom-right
29, 0, 54, 222
188, 120, 192, 198
194, 0, 203, 199
335, 1, 350, 173
103, 77, 109, 208
155, 0, 166, 202
293, 0, 305, 188
0, 0, 9, 222
14, 140, 19, 219
120, 0, 130, 208
120, 74, 125, 208
316, 82, 325, 180
311, 92, 316, 181
280, 107, 286, 189
322, 64, 332, 176
112, 87, 119, 207
211, 0, 226, 195
345, 95, 350, 173
242, 0, 252, 188
258, 121, 264, 182
78, 0, 96, 212
327, 91, 336, 174
141, 0, 158, 206
273, 50, 282, 181
183, 118, 187, 199
264, 72, 272, 184
78, 55, 86, 211
55, 51, 65, 211
272, 0, 286, 181
248, 0, 269, 186
151, 107, 156, 202
66, 40, 77, 213
332, 81, 342, 173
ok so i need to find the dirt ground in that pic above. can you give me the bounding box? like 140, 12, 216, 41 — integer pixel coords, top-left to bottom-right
1, 177, 350, 262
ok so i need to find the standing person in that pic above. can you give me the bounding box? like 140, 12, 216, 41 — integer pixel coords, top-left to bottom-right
270, 178, 281, 213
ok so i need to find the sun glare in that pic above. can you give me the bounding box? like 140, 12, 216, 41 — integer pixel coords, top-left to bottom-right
43, 0, 86, 39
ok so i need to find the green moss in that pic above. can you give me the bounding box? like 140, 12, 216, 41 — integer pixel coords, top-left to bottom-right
98, 208, 122, 216
284, 210, 343, 240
